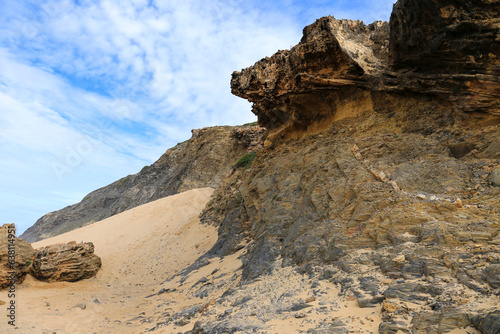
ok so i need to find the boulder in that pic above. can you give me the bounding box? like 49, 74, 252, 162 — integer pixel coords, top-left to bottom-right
471, 310, 500, 334
0, 224, 35, 289
31, 241, 101, 282
489, 167, 500, 186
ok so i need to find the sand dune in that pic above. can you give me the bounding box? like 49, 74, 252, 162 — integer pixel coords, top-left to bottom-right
1, 188, 219, 334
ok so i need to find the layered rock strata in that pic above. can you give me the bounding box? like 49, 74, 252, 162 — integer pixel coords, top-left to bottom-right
30, 241, 101, 282
191, 0, 500, 332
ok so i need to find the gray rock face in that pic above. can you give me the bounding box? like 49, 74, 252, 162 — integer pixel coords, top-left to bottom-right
30, 242, 101, 282
21, 126, 265, 242
0, 224, 35, 289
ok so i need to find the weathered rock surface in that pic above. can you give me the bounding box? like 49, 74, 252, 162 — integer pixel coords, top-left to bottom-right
20, 0, 500, 332
0, 224, 35, 289
21, 125, 265, 242
191, 0, 500, 332
472, 310, 500, 334
30, 241, 101, 282
231, 0, 499, 134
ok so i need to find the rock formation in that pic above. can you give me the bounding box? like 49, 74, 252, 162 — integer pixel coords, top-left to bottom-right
21, 125, 265, 242
30, 241, 101, 282
0, 224, 35, 289
188, 0, 500, 332
231, 0, 499, 135
19, 0, 500, 332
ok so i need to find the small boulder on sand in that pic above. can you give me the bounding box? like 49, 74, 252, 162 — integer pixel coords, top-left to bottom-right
31, 241, 102, 282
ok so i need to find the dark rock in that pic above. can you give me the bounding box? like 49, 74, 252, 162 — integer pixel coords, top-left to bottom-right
290, 301, 313, 312
31, 242, 101, 282
232, 295, 252, 307
489, 167, 500, 186
358, 276, 381, 296
471, 310, 500, 334
308, 320, 350, 334
389, 0, 500, 114
72, 303, 86, 310
411, 308, 471, 333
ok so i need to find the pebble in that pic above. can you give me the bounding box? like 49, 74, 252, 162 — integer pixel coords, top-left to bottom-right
73, 303, 86, 310
305, 297, 316, 303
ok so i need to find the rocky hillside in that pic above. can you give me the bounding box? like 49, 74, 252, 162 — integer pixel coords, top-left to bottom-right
21, 126, 265, 242
182, 0, 500, 332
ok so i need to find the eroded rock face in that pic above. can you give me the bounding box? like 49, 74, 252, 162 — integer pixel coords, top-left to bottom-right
390, 0, 500, 75
231, 0, 499, 132
389, 0, 500, 114
196, 1, 500, 331
0, 224, 35, 289
231, 18, 390, 130
31, 242, 102, 282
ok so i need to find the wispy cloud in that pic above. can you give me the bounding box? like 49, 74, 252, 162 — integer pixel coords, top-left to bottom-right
0, 0, 393, 234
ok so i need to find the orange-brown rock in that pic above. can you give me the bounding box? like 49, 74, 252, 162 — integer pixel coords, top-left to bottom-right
0, 224, 35, 289
31, 241, 101, 282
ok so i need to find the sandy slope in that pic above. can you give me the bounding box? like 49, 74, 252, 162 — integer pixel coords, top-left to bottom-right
1, 188, 218, 334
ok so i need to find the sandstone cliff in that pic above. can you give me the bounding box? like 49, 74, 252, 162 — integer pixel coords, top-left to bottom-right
188, 0, 500, 332
0, 224, 34, 289
21, 126, 265, 242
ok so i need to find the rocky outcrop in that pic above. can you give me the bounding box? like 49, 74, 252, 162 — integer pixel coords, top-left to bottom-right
30, 242, 101, 282
472, 310, 500, 334
0, 224, 35, 289
19, 0, 500, 332
220, 0, 500, 276
231, 0, 499, 134
231, 18, 391, 131
389, 0, 500, 114
21, 125, 265, 242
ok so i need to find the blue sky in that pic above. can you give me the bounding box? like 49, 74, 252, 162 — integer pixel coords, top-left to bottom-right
0, 0, 395, 236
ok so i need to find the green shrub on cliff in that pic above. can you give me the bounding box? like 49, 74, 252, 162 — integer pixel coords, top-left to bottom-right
236, 152, 256, 169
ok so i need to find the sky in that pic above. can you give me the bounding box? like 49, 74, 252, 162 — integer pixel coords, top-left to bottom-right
0, 0, 395, 236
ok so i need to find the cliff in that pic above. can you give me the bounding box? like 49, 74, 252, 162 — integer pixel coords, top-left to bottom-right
231, 0, 499, 136
21, 126, 265, 242
187, 0, 500, 332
